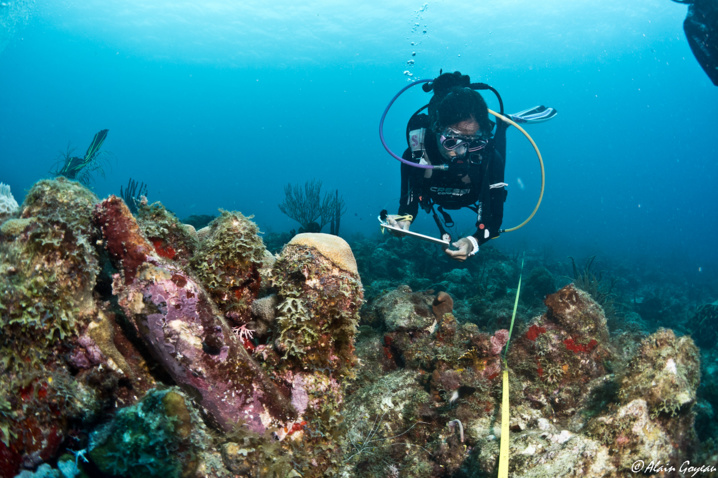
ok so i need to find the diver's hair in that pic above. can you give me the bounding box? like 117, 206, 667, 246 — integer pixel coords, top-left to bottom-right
429, 87, 492, 135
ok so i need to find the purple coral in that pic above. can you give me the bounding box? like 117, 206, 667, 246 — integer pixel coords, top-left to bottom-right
94, 196, 296, 434
490, 329, 510, 355
291, 374, 309, 416
69, 335, 105, 369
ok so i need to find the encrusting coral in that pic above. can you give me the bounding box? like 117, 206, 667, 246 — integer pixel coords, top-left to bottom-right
259, 232, 364, 476
93, 195, 296, 435
190, 210, 265, 327
0, 179, 100, 372
339, 282, 703, 477
0, 179, 113, 472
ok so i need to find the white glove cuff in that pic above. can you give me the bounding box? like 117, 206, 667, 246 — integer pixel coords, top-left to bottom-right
467, 236, 479, 256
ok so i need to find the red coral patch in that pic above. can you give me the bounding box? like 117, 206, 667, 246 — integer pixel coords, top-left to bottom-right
563, 337, 598, 353
171, 274, 187, 288
526, 324, 546, 341
152, 239, 177, 260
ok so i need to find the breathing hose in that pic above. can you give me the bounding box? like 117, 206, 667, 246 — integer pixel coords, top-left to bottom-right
489, 110, 545, 233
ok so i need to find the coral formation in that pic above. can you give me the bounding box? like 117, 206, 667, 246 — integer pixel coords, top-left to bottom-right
584, 330, 699, 472
136, 200, 198, 268
0, 176, 712, 478
0, 183, 18, 221
190, 210, 264, 326
263, 232, 364, 476
615, 328, 699, 416
340, 280, 702, 476
277, 179, 346, 234
94, 196, 295, 434
271, 233, 363, 374
89, 388, 203, 477
0, 179, 99, 371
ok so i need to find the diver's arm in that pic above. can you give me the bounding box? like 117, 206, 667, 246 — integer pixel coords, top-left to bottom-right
477, 186, 507, 244
473, 152, 508, 246
397, 149, 421, 220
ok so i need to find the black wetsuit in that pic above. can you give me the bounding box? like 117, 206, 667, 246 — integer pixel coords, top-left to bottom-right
398, 114, 509, 246
683, 0, 718, 85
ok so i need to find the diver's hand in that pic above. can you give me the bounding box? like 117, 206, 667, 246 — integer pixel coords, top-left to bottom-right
386, 215, 412, 236
444, 236, 479, 262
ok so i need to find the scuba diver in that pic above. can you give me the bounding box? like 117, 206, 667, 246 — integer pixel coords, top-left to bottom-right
672, 0, 718, 85
380, 71, 556, 261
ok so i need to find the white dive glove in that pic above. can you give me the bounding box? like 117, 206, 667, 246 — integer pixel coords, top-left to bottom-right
444, 236, 479, 262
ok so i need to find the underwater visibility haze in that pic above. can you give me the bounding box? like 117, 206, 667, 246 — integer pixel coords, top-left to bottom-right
1, 0, 716, 267
1, 0, 718, 477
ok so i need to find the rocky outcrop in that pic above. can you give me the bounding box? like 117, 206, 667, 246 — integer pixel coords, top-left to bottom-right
94, 196, 295, 434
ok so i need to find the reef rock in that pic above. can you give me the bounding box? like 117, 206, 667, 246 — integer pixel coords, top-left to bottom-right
1, 179, 100, 369
617, 327, 700, 414
190, 210, 265, 326
583, 328, 700, 473
0, 179, 103, 473
366, 285, 437, 332
265, 232, 364, 476
136, 201, 199, 269
544, 283, 610, 343
506, 284, 614, 423
271, 232, 363, 374
94, 196, 295, 434
88, 388, 212, 477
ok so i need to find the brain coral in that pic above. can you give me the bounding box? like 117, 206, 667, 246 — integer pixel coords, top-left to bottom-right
287, 233, 358, 275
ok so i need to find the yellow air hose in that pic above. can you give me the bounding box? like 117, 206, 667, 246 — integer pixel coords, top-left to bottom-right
488, 110, 545, 233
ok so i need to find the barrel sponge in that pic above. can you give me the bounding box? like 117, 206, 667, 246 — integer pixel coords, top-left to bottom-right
287, 233, 358, 275
0, 182, 19, 216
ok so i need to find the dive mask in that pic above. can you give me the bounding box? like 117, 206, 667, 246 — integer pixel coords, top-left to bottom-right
437, 128, 488, 162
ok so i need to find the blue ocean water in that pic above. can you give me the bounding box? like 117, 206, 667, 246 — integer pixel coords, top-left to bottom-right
1, 0, 717, 272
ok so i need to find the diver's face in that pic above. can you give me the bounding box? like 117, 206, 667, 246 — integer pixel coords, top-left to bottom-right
450, 118, 480, 136
437, 117, 485, 162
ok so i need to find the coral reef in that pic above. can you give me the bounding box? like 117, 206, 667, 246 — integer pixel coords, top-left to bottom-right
583, 328, 699, 472
0, 179, 155, 477
0, 179, 99, 372
686, 300, 718, 349
136, 200, 198, 268
0, 177, 713, 477
340, 282, 703, 477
